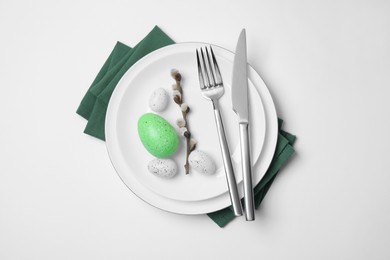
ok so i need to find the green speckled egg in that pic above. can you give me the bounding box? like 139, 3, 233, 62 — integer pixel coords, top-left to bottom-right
138, 113, 179, 158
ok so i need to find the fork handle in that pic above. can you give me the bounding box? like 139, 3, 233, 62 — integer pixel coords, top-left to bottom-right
213, 101, 243, 217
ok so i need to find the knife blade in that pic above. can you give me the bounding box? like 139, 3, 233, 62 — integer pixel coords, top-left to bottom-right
231, 29, 255, 221
232, 29, 249, 123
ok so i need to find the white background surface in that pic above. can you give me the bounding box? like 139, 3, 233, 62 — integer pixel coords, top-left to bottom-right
1, 0, 390, 259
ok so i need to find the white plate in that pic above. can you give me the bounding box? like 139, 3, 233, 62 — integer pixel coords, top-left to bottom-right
106, 43, 265, 202
106, 43, 278, 214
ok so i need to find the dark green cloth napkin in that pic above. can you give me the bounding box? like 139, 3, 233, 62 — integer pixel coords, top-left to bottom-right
77, 26, 296, 227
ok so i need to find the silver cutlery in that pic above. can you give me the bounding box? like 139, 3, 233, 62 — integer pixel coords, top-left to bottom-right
232, 29, 255, 221
196, 46, 243, 217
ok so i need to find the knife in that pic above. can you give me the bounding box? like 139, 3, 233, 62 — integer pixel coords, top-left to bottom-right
231, 29, 255, 221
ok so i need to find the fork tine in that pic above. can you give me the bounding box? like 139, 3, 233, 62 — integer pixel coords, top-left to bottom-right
196, 49, 206, 89
205, 47, 216, 87
210, 46, 223, 85
200, 48, 211, 88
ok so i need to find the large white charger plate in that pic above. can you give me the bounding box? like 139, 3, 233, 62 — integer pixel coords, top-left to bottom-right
108, 44, 266, 202
105, 43, 278, 215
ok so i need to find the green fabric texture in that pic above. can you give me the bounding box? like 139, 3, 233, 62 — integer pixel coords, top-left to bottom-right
77, 41, 131, 121
77, 26, 296, 228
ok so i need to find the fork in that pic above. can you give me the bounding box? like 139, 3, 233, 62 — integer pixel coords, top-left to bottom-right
196, 46, 243, 217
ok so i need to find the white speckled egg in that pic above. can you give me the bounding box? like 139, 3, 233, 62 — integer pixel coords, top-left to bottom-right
149, 88, 169, 112
147, 158, 177, 178
189, 150, 216, 175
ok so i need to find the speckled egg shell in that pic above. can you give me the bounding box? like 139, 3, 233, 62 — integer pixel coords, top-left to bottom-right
138, 113, 179, 158
189, 150, 217, 175
148, 158, 177, 178
149, 88, 169, 112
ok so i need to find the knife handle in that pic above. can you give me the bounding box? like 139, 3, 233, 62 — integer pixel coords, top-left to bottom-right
239, 123, 255, 221
213, 100, 243, 217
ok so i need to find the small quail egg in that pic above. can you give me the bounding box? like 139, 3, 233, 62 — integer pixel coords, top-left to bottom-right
189, 150, 216, 175
147, 158, 177, 178
149, 88, 169, 112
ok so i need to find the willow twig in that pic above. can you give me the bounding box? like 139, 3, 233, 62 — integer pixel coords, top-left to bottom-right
171, 69, 196, 174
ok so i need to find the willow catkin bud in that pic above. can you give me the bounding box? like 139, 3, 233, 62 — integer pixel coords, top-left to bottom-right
176, 119, 186, 128
171, 69, 181, 81
180, 103, 189, 113
173, 95, 181, 104
189, 138, 197, 151
179, 127, 188, 136
184, 131, 191, 138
